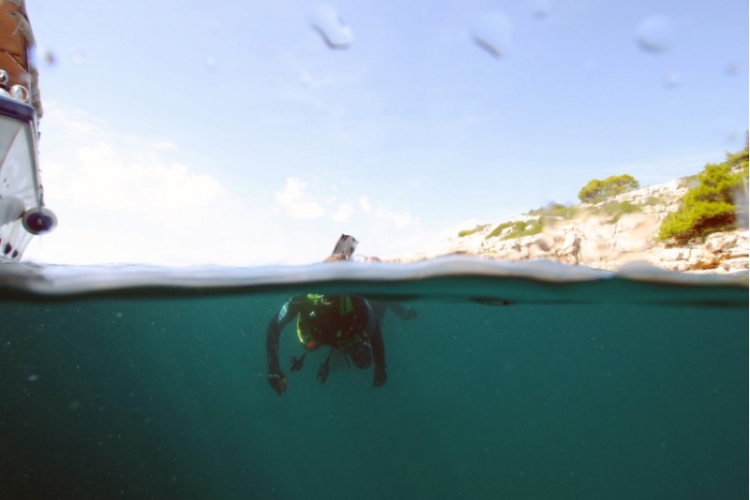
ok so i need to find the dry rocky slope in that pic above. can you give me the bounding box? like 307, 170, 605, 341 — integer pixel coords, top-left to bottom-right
392, 179, 749, 273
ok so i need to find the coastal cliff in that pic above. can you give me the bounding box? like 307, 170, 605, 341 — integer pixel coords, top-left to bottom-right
392, 178, 749, 273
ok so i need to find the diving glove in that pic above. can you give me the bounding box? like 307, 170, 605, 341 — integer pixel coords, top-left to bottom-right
373, 366, 387, 388
267, 368, 287, 396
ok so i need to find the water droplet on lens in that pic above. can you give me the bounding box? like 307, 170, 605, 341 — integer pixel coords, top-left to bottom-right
727, 131, 739, 143
533, 0, 552, 20
471, 12, 513, 59
635, 15, 675, 54
28, 46, 56, 70
309, 4, 353, 49
44, 51, 56, 67
663, 71, 681, 88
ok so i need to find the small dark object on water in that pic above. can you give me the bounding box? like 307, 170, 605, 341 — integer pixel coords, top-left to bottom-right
471, 297, 513, 306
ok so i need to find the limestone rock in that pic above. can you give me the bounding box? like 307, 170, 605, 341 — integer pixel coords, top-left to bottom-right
391, 179, 748, 273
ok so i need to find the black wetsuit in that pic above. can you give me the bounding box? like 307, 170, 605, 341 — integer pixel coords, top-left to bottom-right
266, 294, 386, 395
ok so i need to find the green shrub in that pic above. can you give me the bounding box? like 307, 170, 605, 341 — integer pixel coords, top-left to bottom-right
486, 219, 542, 240
458, 224, 489, 237
504, 219, 542, 239
526, 200, 640, 225
598, 200, 642, 222
659, 146, 749, 243
659, 201, 736, 242
528, 202, 579, 220
578, 174, 639, 203
485, 221, 513, 239
642, 196, 665, 206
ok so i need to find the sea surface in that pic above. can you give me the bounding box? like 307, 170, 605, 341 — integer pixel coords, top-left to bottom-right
0, 257, 747, 500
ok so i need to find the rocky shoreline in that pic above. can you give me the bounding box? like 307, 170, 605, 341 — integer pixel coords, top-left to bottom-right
391, 179, 749, 273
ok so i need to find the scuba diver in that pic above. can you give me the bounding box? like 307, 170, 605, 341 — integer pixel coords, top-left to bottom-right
266, 235, 387, 396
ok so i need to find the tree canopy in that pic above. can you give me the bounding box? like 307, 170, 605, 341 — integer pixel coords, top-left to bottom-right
659, 145, 749, 243
577, 174, 640, 203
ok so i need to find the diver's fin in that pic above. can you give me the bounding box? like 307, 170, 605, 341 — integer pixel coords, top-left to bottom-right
317, 347, 335, 384
317, 361, 330, 384
331, 234, 358, 259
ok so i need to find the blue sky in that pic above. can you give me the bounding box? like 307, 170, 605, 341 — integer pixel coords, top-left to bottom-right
22, 0, 748, 265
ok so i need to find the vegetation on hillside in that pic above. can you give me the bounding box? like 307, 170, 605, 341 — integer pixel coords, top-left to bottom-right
527, 202, 579, 219
457, 224, 489, 237
485, 219, 542, 240
596, 200, 642, 223
578, 174, 639, 203
659, 145, 749, 243
479, 200, 641, 241
458, 143, 750, 246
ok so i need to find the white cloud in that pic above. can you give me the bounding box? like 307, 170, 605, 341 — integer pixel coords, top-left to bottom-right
300, 72, 335, 89
44, 103, 107, 139
23, 104, 441, 266
359, 197, 371, 214
23, 104, 292, 266
376, 207, 416, 229
150, 141, 179, 151
332, 202, 353, 221
274, 177, 325, 218
47, 142, 225, 212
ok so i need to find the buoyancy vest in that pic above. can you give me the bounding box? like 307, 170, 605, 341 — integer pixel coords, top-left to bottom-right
297, 294, 366, 349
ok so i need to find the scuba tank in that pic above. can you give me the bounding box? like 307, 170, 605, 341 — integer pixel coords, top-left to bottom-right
331, 234, 358, 259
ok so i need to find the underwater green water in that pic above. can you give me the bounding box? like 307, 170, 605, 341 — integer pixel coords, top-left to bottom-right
0, 273, 747, 500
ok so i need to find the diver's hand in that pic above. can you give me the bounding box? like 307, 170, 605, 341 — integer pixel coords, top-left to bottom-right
267, 368, 287, 396
373, 366, 387, 388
